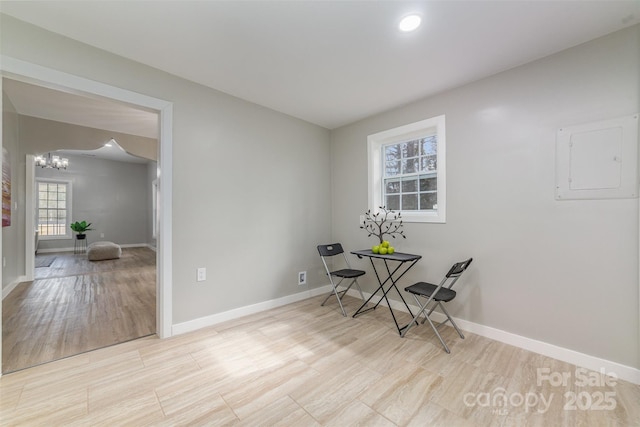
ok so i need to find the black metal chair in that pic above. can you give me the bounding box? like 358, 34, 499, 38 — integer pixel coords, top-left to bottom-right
401, 258, 473, 353
317, 243, 366, 316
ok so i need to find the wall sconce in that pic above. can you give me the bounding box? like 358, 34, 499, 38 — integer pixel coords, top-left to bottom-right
35, 153, 69, 170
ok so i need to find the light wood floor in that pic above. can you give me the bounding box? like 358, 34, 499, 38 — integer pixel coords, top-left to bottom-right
0, 294, 638, 426
2, 247, 156, 373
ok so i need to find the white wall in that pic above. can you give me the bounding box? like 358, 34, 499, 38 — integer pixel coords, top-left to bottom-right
0, 14, 332, 324
331, 26, 639, 369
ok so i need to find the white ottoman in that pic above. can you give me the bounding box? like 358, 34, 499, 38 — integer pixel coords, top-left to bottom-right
87, 241, 122, 261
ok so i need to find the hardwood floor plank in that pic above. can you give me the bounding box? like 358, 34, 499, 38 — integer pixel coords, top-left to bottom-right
0, 294, 638, 425
2, 248, 156, 373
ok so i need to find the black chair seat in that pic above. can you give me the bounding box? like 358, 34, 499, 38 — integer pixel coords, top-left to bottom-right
317, 243, 367, 316
331, 268, 366, 279
405, 282, 457, 302
401, 258, 472, 354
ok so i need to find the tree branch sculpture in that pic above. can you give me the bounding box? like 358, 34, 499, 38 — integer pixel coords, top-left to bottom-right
360, 206, 406, 244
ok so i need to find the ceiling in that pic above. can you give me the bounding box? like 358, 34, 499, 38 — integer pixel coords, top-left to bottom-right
1, 1, 639, 131
3, 79, 158, 139
58, 139, 150, 165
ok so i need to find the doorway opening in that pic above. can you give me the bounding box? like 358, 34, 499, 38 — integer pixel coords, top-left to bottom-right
0, 57, 173, 374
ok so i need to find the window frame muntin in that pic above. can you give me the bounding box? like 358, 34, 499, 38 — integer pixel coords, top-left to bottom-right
367, 115, 446, 223
36, 178, 73, 240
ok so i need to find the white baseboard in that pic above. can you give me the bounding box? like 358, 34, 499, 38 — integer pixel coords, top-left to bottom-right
36, 247, 74, 254
36, 243, 151, 254
2, 275, 27, 300
171, 283, 638, 385
172, 285, 333, 335
345, 289, 640, 385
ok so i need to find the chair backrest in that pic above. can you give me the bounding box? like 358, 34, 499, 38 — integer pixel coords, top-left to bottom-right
443, 258, 473, 289
317, 243, 345, 257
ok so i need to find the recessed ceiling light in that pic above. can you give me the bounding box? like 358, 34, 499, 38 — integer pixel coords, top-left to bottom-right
399, 14, 421, 32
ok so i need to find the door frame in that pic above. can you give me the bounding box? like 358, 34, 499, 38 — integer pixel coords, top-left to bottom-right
0, 56, 173, 374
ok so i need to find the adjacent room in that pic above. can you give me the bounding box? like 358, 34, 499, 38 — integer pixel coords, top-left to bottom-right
0, 1, 639, 425
2, 79, 159, 373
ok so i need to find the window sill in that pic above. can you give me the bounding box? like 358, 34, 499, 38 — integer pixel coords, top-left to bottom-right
397, 210, 446, 223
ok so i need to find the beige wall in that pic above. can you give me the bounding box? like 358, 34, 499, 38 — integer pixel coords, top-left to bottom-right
1, 14, 333, 323
331, 25, 640, 368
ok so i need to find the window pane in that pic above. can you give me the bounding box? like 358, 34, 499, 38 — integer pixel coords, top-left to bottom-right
370, 115, 445, 222
386, 195, 400, 210
385, 161, 400, 177
421, 156, 437, 172
402, 140, 420, 158
420, 193, 438, 210
384, 145, 400, 162
419, 176, 437, 192
385, 179, 400, 194
421, 136, 437, 156
37, 180, 70, 237
401, 178, 417, 193
402, 194, 418, 210
402, 159, 419, 174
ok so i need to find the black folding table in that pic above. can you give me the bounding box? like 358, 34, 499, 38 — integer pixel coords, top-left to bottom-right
351, 249, 422, 335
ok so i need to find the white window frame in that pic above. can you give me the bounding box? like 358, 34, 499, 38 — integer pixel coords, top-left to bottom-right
368, 115, 446, 223
36, 178, 73, 240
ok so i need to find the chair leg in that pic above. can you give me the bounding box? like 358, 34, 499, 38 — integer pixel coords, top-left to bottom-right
353, 278, 366, 302
422, 311, 451, 354
438, 302, 464, 339
400, 295, 429, 338
405, 295, 451, 353
321, 278, 348, 316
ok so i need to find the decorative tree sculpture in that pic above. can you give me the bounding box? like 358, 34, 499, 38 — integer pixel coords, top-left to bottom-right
360, 206, 406, 244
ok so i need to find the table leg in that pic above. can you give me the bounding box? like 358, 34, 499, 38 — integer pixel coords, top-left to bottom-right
352, 258, 418, 335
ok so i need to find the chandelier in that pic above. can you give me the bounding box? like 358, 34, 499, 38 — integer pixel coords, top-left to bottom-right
35, 153, 69, 170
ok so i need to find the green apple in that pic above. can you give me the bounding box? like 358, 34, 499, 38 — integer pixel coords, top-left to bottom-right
379, 247, 388, 255
387, 246, 395, 254
372, 245, 380, 254
381, 240, 390, 248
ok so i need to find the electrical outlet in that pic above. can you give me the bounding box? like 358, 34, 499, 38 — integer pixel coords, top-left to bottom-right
100, 233, 105, 238
298, 271, 307, 285
197, 267, 206, 282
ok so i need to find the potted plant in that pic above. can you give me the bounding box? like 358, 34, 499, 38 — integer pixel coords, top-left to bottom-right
70, 220, 93, 240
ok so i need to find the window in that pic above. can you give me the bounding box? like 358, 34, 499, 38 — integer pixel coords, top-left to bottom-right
37, 179, 72, 239
368, 115, 446, 223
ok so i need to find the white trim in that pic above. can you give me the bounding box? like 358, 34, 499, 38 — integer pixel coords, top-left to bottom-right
368, 115, 446, 223
345, 289, 640, 385
25, 155, 35, 281
35, 242, 152, 253
2, 276, 27, 300
35, 178, 73, 240
172, 285, 332, 335
157, 103, 173, 339
0, 56, 174, 377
